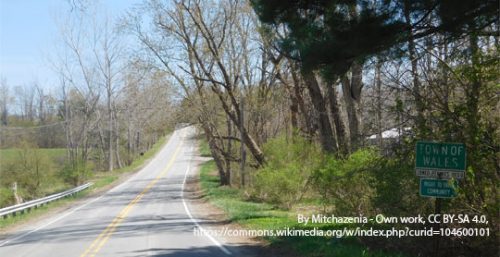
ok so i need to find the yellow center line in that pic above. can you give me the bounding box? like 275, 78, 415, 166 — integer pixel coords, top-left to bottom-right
80, 134, 184, 257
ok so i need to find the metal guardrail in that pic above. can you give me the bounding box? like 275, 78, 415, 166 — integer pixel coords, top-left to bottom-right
0, 182, 93, 218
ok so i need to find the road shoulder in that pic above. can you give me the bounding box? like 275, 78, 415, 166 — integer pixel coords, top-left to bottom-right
184, 154, 292, 257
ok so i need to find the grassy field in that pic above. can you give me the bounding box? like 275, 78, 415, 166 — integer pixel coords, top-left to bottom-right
0, 148, 67, 162
198, 159, 407, 257
0, 134, 170, 229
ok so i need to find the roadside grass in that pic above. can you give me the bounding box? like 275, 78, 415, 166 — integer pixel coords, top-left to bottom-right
198, 138, 212, 157
89, 134, 169, 189
198, 160, 407, 257
0, 191, 88, 230
0, 134, 170, 230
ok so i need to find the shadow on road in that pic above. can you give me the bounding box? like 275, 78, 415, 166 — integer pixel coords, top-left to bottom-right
125, 244, 264, 257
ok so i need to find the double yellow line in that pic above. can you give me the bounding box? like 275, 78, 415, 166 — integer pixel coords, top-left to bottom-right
80, 137, 183, 257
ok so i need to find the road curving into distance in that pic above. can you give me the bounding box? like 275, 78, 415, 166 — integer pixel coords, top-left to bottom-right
0, 126, 241, 257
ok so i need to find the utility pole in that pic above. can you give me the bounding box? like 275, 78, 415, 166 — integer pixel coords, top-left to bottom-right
239, 98, 246, 187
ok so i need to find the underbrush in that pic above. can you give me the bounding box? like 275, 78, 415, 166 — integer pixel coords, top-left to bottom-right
199, 159, 406, 257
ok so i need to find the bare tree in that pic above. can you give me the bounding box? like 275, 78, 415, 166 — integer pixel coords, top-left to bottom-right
55, 9, 102, 180
92, 15, 126, 171
0, 78, 9, 126
137, 0, 269, 167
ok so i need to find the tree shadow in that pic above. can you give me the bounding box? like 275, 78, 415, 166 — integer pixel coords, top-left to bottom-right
123, 244, 265, 257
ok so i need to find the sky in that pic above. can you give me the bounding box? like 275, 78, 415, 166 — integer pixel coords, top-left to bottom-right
0, 0, 139, 91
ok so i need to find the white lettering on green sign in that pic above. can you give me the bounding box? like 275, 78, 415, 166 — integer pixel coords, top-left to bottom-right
416, 142, 466, 172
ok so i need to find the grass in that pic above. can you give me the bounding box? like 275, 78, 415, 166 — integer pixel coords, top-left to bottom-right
89, 135, 169, 189
0, 148, 69, 208
198, 138, 212, 157
0, 148, 66, 162
0, 191, 89, 230
0, 134, 170, 230
198, 157, 406, 256
88, 134, 169, 189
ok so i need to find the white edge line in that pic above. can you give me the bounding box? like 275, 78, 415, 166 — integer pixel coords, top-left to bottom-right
0, 193, 105, 247
181, 146, 232, 256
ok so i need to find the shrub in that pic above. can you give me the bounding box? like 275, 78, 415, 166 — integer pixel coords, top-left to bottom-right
0, 187, 14, 208
312, 148, 380, 215
369, 157, 427, 217
0, 146, 53, 200
59, 160, 93, 186
251, 135, 323, 208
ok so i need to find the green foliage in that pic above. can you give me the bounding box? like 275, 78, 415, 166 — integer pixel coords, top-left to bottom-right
271, 236, 406, 257
59, 160, 94, 186
0, 144, 57, 200
407, 45, 499, 255
198, 138, 212, 157
200, 160, 406, 257
0, 147, 69, 207
251, 135, 323, 208
0, 187, 14, 207
251, 136, 383, 214
0, 134, 170, 228
251, 0, 498, 79
200, 161, 288, 223
313, 148, 380, 215
370, 157, 428, 217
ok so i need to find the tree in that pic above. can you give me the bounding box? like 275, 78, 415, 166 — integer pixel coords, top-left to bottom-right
136, 0, 271, 168
55, 2, 131, 172
0, 78, 9, 126
251, 0, 498, 78
92, 15, 126, 171
251, 0, 498, 153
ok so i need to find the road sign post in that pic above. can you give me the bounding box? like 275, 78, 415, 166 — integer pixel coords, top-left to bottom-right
415, 141, 466, 257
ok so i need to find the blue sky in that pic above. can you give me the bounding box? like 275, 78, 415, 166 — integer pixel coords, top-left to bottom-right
0, 0, 139, 90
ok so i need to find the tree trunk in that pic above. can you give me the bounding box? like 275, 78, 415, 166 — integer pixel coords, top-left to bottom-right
200, 119, 230, 185
302, 69, 337, 153
115, 117, 123, 169
404, 0, 426, 136
226, 113, 232, 185
127, 113, 132, 165
290, 63, 313, 137
327, 83, 347, 155
375, 60, 384, 149
108, 100, 114, 171
209, 85, 266, 166
466, 28, 482, 185
341, 61, 363, 152
289, 94, 299, 131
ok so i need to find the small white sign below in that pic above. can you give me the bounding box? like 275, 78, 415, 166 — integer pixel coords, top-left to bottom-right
416, 169, 464, 179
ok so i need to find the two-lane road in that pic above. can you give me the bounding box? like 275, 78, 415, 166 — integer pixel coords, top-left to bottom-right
0, 127, 234, 257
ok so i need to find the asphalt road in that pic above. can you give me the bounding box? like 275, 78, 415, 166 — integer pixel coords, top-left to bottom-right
0, 126, 238, 257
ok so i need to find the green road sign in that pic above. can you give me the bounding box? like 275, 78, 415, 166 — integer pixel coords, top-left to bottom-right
420, 178, 457, 198
415, 141, 466, 178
